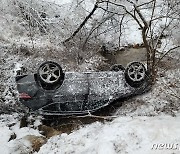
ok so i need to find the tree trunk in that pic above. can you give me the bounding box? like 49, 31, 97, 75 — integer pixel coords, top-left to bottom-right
142, 27, 155, 85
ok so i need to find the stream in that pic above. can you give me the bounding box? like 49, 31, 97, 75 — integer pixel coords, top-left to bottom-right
102, 47, 147, 67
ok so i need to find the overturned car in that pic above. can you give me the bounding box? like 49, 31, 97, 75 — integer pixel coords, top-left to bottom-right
16, 61, 150, 115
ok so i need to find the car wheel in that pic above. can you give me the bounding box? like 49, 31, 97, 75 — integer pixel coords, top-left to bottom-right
125, 62, 146, 87
37, 61, 64, 86
110, 64, 125, 72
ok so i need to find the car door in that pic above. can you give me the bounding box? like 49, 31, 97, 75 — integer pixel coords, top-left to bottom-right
53, 72, 89, 112
87, 71, 127, 110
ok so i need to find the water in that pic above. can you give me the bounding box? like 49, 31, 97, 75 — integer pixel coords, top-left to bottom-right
102, 47, 147, 67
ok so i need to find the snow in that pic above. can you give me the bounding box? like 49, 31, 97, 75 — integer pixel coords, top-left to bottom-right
1, 113, 179, 154
13, 62, 23, 75
0, 114, 42, 154
44, 0, 72, 5
0, 125, 12, 154
0, 0, 179, 153
37, 114, 180, 154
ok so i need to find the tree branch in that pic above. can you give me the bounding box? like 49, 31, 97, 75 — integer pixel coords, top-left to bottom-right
156, 45, 180, 65
82, 13, 116, 49
63, 2, 98, 43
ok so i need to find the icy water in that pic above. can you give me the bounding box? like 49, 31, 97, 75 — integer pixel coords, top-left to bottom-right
115, 48, 147, 66
102, 47, 147, 67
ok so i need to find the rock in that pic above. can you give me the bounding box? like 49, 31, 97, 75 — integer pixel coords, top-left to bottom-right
20, 116, 28, 128
9, 135, 47, 153
24, 135, 47, 152
38, 125, 62, 138
8, 132, 17, 142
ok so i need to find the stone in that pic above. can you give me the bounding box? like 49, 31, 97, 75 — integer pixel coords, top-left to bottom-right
38, 125, 62, 138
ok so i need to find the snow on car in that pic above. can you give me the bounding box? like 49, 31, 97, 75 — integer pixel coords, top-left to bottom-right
16, 61, 150, 115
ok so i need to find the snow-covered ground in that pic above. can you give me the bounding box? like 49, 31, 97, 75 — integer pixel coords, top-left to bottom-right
1, 113, 180, 154
0, 114, 41, 154
0, 0, 179, 153
38, 114, 180, 154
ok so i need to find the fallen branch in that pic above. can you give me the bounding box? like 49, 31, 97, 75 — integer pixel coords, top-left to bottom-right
74, 114, 118, 120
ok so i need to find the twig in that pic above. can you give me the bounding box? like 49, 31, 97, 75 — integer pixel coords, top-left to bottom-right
162, 80, 180, 100
82, 13, 116, 49
156, 45, 180, 65
118, 15, 125, 49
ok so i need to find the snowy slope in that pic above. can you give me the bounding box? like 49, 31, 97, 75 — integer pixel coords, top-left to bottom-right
0, 114, 42, 154
1, 114, 180, 154
34, 114, 180, 154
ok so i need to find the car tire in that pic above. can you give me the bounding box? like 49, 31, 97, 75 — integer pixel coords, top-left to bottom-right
37, 61, 64, 87
125, 62, 147, 88
110, 64, 125, 72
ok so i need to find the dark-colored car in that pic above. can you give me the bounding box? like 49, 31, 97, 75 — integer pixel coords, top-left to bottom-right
16, 61, 149, 115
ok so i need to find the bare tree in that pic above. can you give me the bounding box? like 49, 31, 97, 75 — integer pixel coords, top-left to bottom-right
8, 0, 179, 81
63, 0, 180, 84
